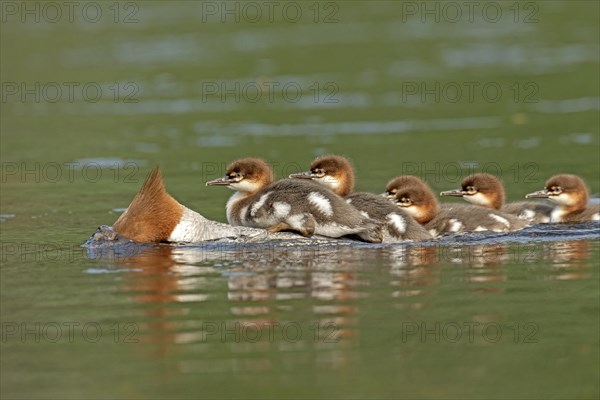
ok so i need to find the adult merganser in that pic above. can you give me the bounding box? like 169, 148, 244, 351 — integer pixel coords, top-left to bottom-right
390, 181, 528, 237
525, 174, 600, 223
97, 167, 286, 243
207, 158, 383, 242
289, 155, 432, 241
439, 173, 554, 224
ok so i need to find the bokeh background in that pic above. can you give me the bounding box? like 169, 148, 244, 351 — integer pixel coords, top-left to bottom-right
1, 1, 599, 399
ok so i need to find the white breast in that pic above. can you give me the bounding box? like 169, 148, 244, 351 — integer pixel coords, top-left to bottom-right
551, 207, 566, 222
226, 192, 244, 225
464, 192, 491, 207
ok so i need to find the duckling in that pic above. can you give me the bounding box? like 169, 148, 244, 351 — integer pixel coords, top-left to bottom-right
207, 158, 383, 242
391, 181, 528, 237
526, 174, 600, 223
384, 175, 428, 198
439, 173, 553, 224
289, 155, 432, 241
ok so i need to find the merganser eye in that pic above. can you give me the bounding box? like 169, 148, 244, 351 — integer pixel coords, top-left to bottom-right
399, 197, 411, 205
547, 186, 557, 194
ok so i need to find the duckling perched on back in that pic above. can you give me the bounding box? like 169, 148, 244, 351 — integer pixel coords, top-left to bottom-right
391, 180, 528, 237
440, 173, 553, 224
207, 158, 383, 242
526, 174, 600, 223
289, 155, 432, 241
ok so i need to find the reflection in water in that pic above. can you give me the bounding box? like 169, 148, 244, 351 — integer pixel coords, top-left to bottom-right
86, 237, 594, 372
547, 240, 591, 280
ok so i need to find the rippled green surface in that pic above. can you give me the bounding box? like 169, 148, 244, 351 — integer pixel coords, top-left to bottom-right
1, 1, 599, 399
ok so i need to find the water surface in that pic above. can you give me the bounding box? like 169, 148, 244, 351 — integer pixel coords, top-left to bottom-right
1, 1, 599, 399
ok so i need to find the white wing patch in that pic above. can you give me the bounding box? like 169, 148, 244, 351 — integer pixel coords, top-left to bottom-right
273, 202, 291, 218
518, 209, 535, 221
489, 213, 510, 227
387, 213, 406, 233
429, 229, 438, 237
308, 192, 333, 217
448, 218, 463, 232
250, 192, 271, 216
474, 226, 488, 232
592, 213, 599, 221
360, 211, 370, 218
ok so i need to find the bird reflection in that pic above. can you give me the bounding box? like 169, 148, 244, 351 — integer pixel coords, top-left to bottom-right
85, 236, 592, 372
546, 240, 591, 280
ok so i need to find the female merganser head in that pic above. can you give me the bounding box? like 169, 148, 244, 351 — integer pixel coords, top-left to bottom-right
439, 173, 553, 224
289, 156, 431, 241
384, 175, 427, 199
526, 174, 600, 223
392, 181, 527, 236
208, 158, 383, 242
289, 155, 354, 196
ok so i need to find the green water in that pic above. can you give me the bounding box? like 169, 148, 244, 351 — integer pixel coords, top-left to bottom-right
1, 1, 599, 399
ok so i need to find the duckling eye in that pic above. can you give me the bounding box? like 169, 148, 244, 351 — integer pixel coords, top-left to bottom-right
229, 172, 241, 180
465, 186, 476, 194
313, 169, 325, 177
550, 186, 562, 194
399, 197, 412, 205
